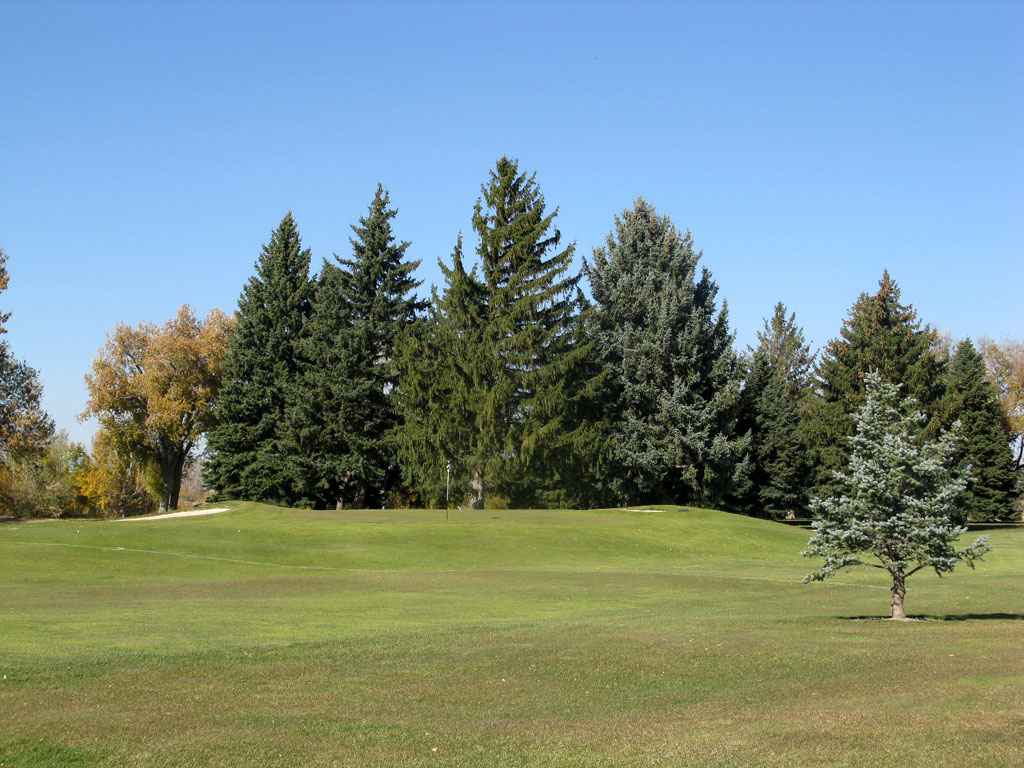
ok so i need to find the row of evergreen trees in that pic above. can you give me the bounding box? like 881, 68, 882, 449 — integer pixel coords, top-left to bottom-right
203, 158, 1019, 521
736, 283, 1018, 522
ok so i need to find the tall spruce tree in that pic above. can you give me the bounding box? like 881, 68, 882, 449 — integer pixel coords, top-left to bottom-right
752, 302, 815, 392
397, 158, 606, 508
473, 159, 606, 506
288, 187, 422, 508
281, 257, 349, 506
733, 303, 814, 518
204, 213, 313, 504
396, 236, 488, 507
586, 198, 747, 507
941, 339, 1018, 522
804, 271, 946, 492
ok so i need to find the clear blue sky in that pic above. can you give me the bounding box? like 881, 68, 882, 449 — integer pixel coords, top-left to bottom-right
2, 0, 1021, 446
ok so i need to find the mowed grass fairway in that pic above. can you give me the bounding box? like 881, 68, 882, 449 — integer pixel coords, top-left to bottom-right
1, 504, 1021, 767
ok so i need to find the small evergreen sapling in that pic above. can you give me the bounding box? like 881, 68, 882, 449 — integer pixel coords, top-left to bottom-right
803, 371, 990, 619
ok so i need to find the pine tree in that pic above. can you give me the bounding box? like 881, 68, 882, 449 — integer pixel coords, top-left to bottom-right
586, 198, 747, 507
395, 236, 487, 507
804, 271, 946, 492
803, 372, 990, 619
733, 303, 815, 518
288, 187, 422, 508
753, 302, 815, 392
470, 158, 605, 507
752, 372, 810, 516
941, 339, 1018, 522
204, 213, 313, 504
281, 259, 349, 507
397, 158, 606, 508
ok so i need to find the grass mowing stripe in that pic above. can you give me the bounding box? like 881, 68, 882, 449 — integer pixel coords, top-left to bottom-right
0, 539, 888, 588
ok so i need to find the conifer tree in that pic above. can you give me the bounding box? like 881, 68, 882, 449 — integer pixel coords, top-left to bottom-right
751, 372, 810, 516
804, 271, 945, 492
396, 236, 487, 506
804, 372, 990, 619
733, 303, 814, 517
752, 302, 816, 392
586, 198, 747, 506
204, 213, 313, 504
281, 259, 348, 507
941, 339, 1018, 522
397, 158, 606, 508
473, 158, 606, 506
289, 187, 422, 508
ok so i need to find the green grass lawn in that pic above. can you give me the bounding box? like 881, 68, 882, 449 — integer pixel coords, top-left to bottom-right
1, 503, 1021, 767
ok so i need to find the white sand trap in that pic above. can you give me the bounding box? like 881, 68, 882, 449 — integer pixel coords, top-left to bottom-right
118, 507, 230, 522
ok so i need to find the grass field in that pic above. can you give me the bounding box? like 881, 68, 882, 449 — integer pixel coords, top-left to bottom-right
1, 503, 1021, 767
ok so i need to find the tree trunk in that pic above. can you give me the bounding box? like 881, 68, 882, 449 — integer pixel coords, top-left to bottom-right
159, 450, 186, 514
469, 470, 485, 510
890, 570, 908, 620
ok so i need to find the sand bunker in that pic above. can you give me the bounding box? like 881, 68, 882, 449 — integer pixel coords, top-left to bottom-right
118, 507, 230, 522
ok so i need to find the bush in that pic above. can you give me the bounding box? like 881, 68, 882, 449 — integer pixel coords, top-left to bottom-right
0, 432, 93, 518
483, 495, 511, 510
76, 429, 155, 518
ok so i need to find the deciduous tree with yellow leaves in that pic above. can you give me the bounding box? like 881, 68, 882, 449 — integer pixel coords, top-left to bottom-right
981, 338, 1024, 471
82, 306, 234, 513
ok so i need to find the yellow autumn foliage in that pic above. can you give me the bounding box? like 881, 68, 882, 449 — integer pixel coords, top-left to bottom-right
81, 305, 234, 512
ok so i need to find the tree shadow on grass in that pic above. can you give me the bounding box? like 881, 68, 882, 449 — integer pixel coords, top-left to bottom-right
916, 612, 1024, 622
840, 613, 1023, 622
965, 522, 1024, 532
0, 516, 54, 524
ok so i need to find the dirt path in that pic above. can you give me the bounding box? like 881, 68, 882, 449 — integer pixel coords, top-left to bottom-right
117, 507, 230, 522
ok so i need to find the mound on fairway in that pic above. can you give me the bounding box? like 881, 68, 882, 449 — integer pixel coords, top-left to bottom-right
1, 503, 1020, 767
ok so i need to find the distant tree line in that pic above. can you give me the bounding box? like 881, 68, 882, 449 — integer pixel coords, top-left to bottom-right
1, 158, 1020, 520
196, 157, 1018, 521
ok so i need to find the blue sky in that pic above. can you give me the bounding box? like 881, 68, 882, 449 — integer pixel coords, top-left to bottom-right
1, 0, 1021, 446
